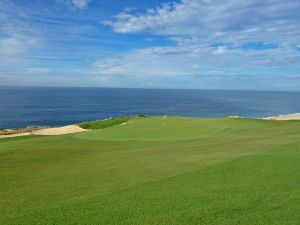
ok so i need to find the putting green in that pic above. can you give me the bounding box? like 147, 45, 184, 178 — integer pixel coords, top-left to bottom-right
75, 116, 274, 141
0, 117, 299, 225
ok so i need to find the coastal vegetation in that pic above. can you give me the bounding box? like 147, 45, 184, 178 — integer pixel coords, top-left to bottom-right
0, 116, 299, 224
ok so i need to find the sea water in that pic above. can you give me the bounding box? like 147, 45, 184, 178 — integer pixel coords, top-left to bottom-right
1, 86, 300, 128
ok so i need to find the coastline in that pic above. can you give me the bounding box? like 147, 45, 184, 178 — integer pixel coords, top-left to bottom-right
262, 113, 300, 120
1, 113, 300, 139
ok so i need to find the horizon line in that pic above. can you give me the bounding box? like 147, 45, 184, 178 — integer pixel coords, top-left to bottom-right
0, 84, 300, 93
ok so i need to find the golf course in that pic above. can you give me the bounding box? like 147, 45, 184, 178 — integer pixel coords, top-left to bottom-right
1, 116, 299, 225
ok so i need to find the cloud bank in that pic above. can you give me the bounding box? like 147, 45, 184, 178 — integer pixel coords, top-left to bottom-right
99, 0, 300, 79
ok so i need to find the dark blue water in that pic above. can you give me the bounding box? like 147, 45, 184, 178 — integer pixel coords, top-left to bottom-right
1, 86, 300, 128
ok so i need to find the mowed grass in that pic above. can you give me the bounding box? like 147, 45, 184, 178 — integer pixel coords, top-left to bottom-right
0, 117, 300, 225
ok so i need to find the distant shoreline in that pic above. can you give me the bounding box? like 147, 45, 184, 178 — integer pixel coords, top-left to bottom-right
262, 113, 300, 120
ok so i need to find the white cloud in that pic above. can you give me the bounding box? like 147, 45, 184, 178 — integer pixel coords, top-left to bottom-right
70, 0, 90, 9
104, 0, 300, 48
105, 0, 300, 44
98, 0, 300, 79
0, 38, 26, 56
212, 46, 228, 55
0, 37, 37, 57
0, 0, 41, 71
26, 67, 53, 74
93, 40, 300, 78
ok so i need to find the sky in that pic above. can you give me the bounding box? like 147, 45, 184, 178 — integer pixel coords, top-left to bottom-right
0, 0, 300, 90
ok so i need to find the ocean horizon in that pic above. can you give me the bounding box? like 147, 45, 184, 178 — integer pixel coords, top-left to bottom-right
1, 86, 300, 128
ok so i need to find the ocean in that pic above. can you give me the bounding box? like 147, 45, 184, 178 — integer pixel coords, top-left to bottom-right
1, 86, 300, 128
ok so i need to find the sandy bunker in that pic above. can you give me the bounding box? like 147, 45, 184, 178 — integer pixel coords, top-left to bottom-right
0, 125, 86, 138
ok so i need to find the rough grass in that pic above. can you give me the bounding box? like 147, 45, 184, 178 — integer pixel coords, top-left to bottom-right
78, 117, 130, 129
0, 117, 299, 225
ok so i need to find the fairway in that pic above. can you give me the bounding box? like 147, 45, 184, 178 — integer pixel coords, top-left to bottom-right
0, 117, 300, 225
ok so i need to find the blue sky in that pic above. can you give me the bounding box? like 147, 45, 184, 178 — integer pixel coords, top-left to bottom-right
0, 0, 300, 90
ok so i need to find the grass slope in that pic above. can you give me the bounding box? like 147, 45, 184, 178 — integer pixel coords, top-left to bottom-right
0, 117, 299, 225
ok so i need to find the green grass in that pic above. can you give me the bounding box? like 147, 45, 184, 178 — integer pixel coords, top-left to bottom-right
78, 117, 130, 129
0, 116, 299, 224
